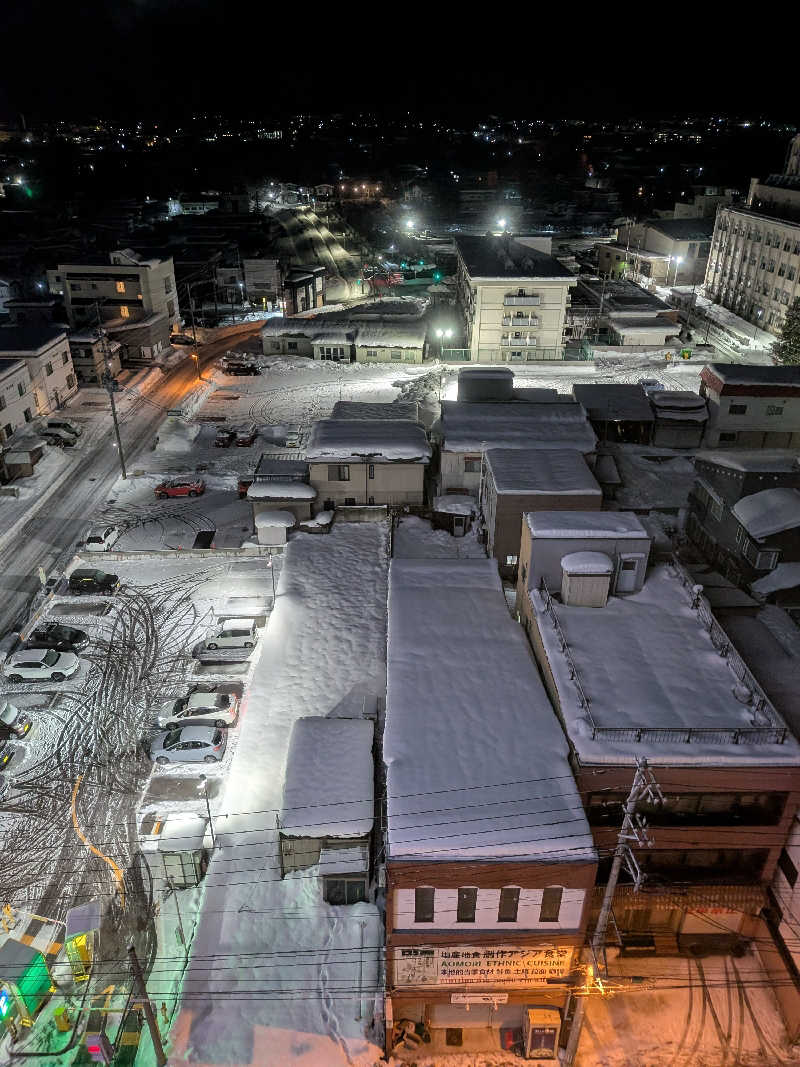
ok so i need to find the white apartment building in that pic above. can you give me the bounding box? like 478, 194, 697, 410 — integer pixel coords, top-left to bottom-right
0, 358, 34, 442
454, 235, 577, 362
597, 218, 714, 286
0, 326, 77, 416
705, 133, 800, 336
47, 248, 179, 333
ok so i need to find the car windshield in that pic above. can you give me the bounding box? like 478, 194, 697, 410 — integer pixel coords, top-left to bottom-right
163, 730, 182, 749
44, 649, 59, 666
87, 536, 102, 543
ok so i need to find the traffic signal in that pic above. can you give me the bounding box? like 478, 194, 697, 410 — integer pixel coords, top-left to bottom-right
433, 270, 442, 282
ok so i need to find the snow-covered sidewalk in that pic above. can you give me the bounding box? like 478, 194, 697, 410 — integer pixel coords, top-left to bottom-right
163, 523, 389, 1066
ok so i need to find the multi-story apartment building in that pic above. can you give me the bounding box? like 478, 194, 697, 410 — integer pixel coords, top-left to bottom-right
67, 329, 122, 386
687, 450, 800, 586
517, 512, 800, 957
385, 558, 596, 1058
699, 363, 800, 448
705, 133, 800, 336
596, 218, 714, 286
0, 358, 33, 442
47, 249, 178, 363
0, 325, 77, 415
454, 235, 577, 362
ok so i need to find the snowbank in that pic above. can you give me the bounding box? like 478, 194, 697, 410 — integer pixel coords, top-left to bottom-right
432, 495, 476, 516
752, 562, 800, 595
732, 488, 800, 540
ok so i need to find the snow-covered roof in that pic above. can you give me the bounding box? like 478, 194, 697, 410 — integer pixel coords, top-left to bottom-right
732, 488, 800, 539
247, 482, 317, 500
157, 815, 210, 853
385, 558, 595, 863
485, 448, 602, 495
529, 563, 799, 766
305, 419, 432, 462
355, 324, 426, 348
319, 844, 370, 875
440, 401, 597, 454
331, 400, 420, 422
433, 494, 477, 516
527, 510, 648, 539
695, 450, 800, 474
561, 551, 614, 575
752, 563, 800, 595
254, 509, 296, 529
650, 391, 708, 421
281, 717, 374, 838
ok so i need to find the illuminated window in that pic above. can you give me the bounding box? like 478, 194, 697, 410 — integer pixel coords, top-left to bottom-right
120, 306, 129, 318
116, 281, 125, 294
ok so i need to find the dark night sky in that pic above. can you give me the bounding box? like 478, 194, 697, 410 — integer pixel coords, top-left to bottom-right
2, 2, 798, 122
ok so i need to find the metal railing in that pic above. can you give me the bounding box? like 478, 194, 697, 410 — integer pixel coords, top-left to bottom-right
502, 315, 540, 326
500, 337, 538, 347
538, 570, 787, 746
504, 295, 541, 306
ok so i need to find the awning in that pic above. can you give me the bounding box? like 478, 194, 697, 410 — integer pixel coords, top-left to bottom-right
592, 884, 766, 912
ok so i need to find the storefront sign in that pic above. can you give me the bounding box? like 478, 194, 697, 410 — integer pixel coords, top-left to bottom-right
394, 945, 573, 988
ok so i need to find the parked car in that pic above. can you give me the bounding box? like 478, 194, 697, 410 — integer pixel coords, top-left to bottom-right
170, 334, 196, 346
214, 428, 237, 448
284, 429, 302, 448
235, 424, 259, 447
25, 623, 89, 652
149, 725, 227, 765
155, 688, 240, 730
40, 428, 77, 447
4, 648, 79, 683
638, 378, 666, 395
205, 619, 258, 650
46, 418, 82, 437
226, 364, 260, 376
154, 478, 206, 499
67, 568, 120, 596
84, 525, 121, 552
237, 477, 254, 499
0, 701, 31, 739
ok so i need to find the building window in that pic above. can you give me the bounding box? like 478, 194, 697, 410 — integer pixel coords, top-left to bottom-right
167, 300, 175, 316
778, 849, 799, 889
729, 403, 747, 415
165, 277, 173, 293
344, 496, 356, 506
415, 887, 434, 923
766, 405, 784, 416
391, 349, 403, 361
272, 341, 281, 351
17, 383, 25, 397
120, 306, 130, 319
735, 525, 745, 547
66, 374, 76, 389
367, 349, 378, 359
116, 281, 125, 294
71, 283, 82, 291
506, 555, 518, 566
457, 887, 478, 923
368, 464, 375, 479
498, 888, 520, 923
755, 550, 779, 570
464, 456, 481, 474
0, 396, 5, 411
327, 464, 350, 481
719, 432, 737, 443
45, 362, 53, 377
539, 887, 563, 923
24, 408, 32, 422
2, 424, 11, 440
287, 342, 297, 351
62, 352, 69, 365
324, 877, 367, 905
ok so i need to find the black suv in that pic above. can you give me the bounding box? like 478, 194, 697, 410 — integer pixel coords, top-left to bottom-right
25, 623, 89, 652
67, 569, 120, 596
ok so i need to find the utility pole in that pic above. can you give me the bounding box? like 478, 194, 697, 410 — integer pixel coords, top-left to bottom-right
128, 941, 167, 1067
96, 317, 127, 481
564, 758, 663, 1065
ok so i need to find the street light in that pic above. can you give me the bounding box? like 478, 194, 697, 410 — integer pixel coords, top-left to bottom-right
670, 255, 683, 286
435, 327, 453, 359
191, 352, 201, 380
497, 218, 507, 232
406, 219, 415, 230
198, 775, 216, 849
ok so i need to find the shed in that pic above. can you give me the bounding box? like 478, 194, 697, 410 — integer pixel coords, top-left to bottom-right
157, 814, 212, 888
64, 899, 103, 982
572, 383, 655, 445
0, 939, 52, 1026
247, 481, 316, 522
279, 717, 374, 903
2, 443, 44, 479
560, 551, 614, 607
254, 509, 296, 546
457, 366, 514, 402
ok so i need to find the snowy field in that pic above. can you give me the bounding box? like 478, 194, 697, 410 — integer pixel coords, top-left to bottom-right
163, 523, 389, 1067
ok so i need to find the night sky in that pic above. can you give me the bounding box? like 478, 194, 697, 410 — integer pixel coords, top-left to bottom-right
2, 3, 798, 121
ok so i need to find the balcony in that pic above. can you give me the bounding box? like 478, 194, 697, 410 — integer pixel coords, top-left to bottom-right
500, 337, 537, 347
504, 294, 541, 306
502, 314, 540, 326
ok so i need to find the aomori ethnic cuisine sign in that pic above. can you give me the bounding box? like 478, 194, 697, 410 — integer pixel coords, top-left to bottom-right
394, 945, 573, 987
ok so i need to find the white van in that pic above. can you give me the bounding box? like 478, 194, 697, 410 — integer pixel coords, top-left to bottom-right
205, 619, 259, 650
46, 418, 82, 437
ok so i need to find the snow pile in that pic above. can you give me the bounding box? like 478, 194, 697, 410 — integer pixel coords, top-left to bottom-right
732, 488, 800, 540
300, 510, 333, 528
650, 390, 708, 420
393, 516, 486, 559
168, 525, 389, 1066
280, 717, 374, 837
385, 558, 594, 862
695, 449, 800, 473
433, 495, 476, 516
254, 509, 296, 529
355, 324, 426, 349
561, 551, 614, 575
440, 401, 597, 454
752, 562, 800, 595
247, 482, 317, 500
527, 510, 647, 540
485, 448, 602, 495
305, 418, 432, 462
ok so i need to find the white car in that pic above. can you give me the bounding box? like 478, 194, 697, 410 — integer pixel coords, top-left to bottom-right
205, 619, 258, 650
4, 648, 79, 683
284, 429, 301, 448
638, 378, 666, 395
84, 525, 121, 552
149, 725, 227, 765
155, 689, 240, 730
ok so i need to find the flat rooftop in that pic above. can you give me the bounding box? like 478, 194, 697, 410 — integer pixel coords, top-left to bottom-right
305, 418, 432, 462
485, 448, 602, 495
440, 401, 597, 454
695, 450, 800, 474
526, 510, 647, 539
572, 383, 655, 422
703, 363, 800, 387
331, 400, 420, 422
385, 558, 595, 862
454, 235, 576, 280
0, 324, 67, 352
529, 563, 799, 766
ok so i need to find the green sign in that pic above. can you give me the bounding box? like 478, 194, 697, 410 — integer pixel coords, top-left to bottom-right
680, 348, 692, 360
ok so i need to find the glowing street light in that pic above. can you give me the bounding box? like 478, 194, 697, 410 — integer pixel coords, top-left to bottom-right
670, 255, 683, 286
497, 217, 507, 231
406, 219, 415, 230
435, 327, 453, 358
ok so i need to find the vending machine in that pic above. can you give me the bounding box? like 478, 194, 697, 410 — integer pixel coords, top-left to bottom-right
522, 1006, 562, 1060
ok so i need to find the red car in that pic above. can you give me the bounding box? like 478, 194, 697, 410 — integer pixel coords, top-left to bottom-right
235, 424, 259, 447
154, 478, 206, 499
